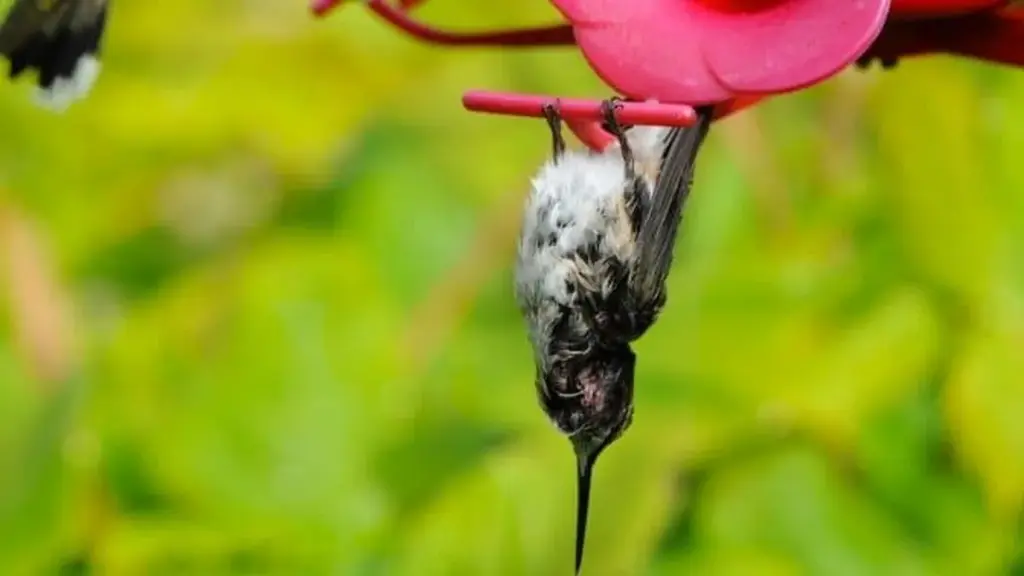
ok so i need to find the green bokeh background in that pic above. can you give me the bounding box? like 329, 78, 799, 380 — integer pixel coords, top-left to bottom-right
0, 1, 1023, 574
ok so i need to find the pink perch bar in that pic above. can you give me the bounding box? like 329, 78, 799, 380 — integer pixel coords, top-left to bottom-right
461, 91, 699, 127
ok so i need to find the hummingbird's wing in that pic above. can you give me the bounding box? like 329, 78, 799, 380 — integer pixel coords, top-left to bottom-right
631, 107, 713, 305
0, 0, 75, 55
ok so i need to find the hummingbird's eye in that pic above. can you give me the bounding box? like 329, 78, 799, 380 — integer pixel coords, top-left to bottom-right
550, 361, 572, 387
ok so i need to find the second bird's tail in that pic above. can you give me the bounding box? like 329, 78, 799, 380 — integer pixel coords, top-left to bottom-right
0, 0, 109, 111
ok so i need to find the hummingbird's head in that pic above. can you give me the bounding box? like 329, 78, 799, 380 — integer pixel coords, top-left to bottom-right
537, 342, 636, 575
539, 343, 636, 458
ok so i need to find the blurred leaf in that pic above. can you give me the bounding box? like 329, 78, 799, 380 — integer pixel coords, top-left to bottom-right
373, 415, 513, 518
698, 444, 931, 576
855, 383, 1008, 574
103, 437, 174, 515
392, 435, 569, 576
337, 121, 478, 309
786, 288, 943, 449
77, 227, 196, 301
869, 60, 1007, 306
946, 322, 1024, 519
651, 546, 800, 576
0, 380, 82, 574
95, 516, 322, 574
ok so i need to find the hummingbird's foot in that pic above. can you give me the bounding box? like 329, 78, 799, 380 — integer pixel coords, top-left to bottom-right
599, 96, 635, 134
542, 102, 566, 162
600, 97, 634, 180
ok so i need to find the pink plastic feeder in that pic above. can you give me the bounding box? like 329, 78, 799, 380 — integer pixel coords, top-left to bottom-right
464, 0, 890, 150
311, 0, 1024, 102
550, 0, 892, 105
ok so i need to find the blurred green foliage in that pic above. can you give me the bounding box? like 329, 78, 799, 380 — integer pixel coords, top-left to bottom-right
0, 1, 1023, 574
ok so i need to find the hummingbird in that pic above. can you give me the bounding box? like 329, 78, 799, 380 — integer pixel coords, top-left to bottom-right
513, 98, 713, 574
0, 0, 109, 110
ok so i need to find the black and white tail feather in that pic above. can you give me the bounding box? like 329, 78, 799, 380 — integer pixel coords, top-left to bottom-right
0, 0, 108, 111
513, 99, 712, 575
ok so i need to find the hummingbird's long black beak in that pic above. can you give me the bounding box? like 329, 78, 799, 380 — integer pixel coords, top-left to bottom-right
574, 451, 595, 575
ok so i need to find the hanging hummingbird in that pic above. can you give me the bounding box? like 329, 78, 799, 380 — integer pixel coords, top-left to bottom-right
513, 98, 713, 574
0, 0, 109, 110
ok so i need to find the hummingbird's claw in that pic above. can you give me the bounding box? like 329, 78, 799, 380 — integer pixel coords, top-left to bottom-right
543, 101, 566, 162
600, 97, 634, 180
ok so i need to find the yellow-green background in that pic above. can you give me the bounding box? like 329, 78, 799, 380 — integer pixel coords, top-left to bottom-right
0, 1, 1022, 574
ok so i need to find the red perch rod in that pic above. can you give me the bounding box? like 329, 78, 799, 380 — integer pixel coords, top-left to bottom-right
462, 91, 699, 127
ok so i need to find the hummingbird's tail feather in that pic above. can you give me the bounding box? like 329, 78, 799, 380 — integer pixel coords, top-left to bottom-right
1, 2, 108, 111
